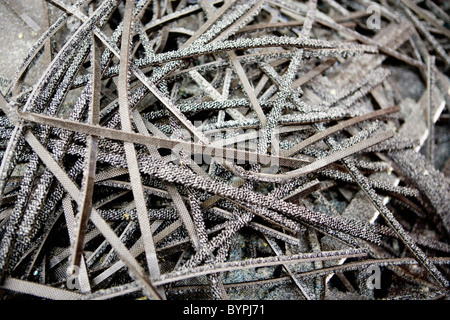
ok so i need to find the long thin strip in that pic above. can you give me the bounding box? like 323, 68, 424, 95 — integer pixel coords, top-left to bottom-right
282, 105, 400, 157
299, 0, 317, 40
295, 257, 450, 280
72, 37, 376, 88
234, 129, 394, 182
426, 55, 435, 163
209, 207, 305, 247
143, 0, 228, 37
291, 58, 335, 88
127, 36, 377, 69
152, 249, 367, 286
199, 0, 214, 19
86, 282, 141, 300
62, 196, 91, 293
228, 51, 267, 127
70, 33, 101, 269
116, 0, 164, 299
166, 256, 450, 293
237, 20, 305, 34
16, 109, 311, 169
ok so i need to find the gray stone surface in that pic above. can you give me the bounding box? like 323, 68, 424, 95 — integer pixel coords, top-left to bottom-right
0, 1, 49, 88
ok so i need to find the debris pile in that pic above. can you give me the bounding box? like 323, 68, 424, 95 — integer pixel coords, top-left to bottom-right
0, 0, 449, 300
